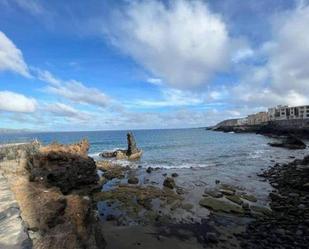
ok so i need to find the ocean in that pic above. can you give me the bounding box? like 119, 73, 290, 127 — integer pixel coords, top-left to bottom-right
1, 128, 308, 203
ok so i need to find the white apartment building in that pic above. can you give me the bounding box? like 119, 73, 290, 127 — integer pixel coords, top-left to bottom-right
268, 105, 309, 121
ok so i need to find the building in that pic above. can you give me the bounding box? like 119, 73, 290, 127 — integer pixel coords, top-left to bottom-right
268, 105, 309, 121
247, 112, 269, 125
236, 118, 248, 126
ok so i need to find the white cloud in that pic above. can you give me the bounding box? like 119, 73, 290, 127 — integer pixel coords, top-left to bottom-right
13, 0, 44, 15
104, 0, 231, 88
130, 88, 205, 108
232, 48, 254, 63
44, 102, 92, 121
0, 31, 30, 77
147, 78, 162, 86
37, 70, 111, 108
0, 91, 37, 112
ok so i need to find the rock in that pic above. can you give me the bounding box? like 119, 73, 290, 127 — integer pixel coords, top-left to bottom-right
241, 193, 257, 202
204, 189, 223, 198
302, 182, 309, 188
100, 132, 143, 160
128, 177, 139, 184
100, 151, 116, 158
181, 203, 194, 211
219, 188, 235, 196
226, 195, 243, 205
176, 187, 185, 195
205, 232, 218, 243
27, 151, 98, 194
106, 214, 116, 221
250, 205, 272, 216
146, 167, 153, 173
163, 177, 176, 189
127, 132, 139, 155
171, 173, 179, 177
215, 180, 220, 184
268, 135, 306, 150
115, 150, 127, 160
199, 197, 244, 214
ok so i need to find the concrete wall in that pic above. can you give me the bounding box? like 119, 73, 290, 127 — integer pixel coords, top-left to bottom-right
0, 142, 40, 175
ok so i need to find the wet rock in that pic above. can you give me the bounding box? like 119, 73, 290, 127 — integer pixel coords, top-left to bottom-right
128, 177, 139, 184
205, 232, 218, 243
171, 173, 179, 177
226, 195, 243, 205
268, 135, 306, 150
181, 203, 194, 211
146, 167, 153, 174
199, 197, 244, 214
176, 187, 185, 195
219, 188, 235, 196
163, 177, 176, 189
204, 189, 223, 198
250, 205, 272, 216
241, 193, 257, 202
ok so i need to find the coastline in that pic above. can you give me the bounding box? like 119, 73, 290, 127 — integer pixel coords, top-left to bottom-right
0, 134, 308, 248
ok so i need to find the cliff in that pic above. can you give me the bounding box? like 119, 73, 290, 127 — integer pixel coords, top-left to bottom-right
213, 119, 309, 138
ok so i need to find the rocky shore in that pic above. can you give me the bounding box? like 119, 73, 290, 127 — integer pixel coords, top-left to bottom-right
0, 140, 105, 249
239, 155, 309, 248
1, 134, 308, 249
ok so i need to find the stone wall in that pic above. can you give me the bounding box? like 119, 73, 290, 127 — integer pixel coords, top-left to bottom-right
0, 142, 40, 175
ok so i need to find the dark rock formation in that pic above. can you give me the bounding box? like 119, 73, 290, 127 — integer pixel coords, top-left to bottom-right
268, 135, 306, 149
128, 177, 139, 184
100, 132, 142, 160
163, 177, 176, 189
27, 152, 98, 194
127, 132, 139, 155
239, 155, 309, 248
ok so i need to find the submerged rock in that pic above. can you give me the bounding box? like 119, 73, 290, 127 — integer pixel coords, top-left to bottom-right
226, 195, 243, 205
171, 173, 179, 177
163, 177, 176, 189
199, 197, 244, 214
268, 135, 306, 150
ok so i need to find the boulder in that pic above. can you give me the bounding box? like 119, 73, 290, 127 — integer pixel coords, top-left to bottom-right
163, 177, 176, 189
27, 151, 98, 194
128, 177, 139, 184
268, 135, 306, 150
199, 197, 244, 214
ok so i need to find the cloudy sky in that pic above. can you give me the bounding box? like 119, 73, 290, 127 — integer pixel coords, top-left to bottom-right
0, 0, 308, 131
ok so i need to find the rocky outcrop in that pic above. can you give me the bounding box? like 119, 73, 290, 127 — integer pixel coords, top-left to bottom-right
268, 135, 306, 149
239, 155, 309, 248
100, 132, 142, 160
0, 140, 106, 249
27, 151, 98, 194
163, 177, 176, 189
39, 139, 89, 157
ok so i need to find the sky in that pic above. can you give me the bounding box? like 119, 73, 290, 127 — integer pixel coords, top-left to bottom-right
0, 0, 309, 131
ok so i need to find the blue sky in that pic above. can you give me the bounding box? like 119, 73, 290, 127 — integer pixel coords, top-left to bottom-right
0, 0, 308, 131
